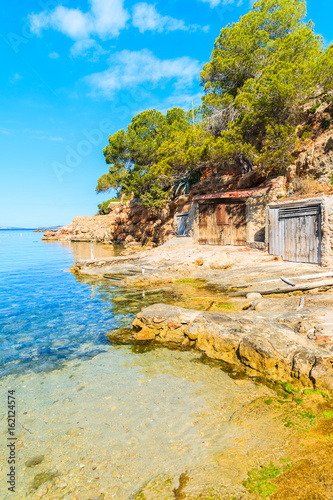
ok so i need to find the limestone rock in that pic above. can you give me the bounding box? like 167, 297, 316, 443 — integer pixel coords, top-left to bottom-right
134, 326, 156, 341
238, 335, 281, 374
310, 356, 333, 392
246, 292, 262, 300
204, 253, 232, 270
296, 130, 333, 182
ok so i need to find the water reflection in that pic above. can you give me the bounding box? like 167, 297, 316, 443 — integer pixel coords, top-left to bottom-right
0, 231, 181, 378
43, 239, 124, 260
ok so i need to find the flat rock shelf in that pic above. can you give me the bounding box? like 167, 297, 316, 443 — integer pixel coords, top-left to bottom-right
114, 303, 333, 392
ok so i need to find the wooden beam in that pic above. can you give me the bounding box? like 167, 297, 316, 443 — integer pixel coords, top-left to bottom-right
229, 278, 333, 296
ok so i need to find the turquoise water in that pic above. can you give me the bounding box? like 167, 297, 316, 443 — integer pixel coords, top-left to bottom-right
0, 230, 128, 377
0, 230, 275, 499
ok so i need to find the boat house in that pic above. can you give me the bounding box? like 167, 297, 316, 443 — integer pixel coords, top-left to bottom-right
266, 196, 333, 266
188, 180, 284, 248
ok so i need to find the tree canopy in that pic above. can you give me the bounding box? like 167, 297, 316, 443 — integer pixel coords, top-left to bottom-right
97, 0, 333, 208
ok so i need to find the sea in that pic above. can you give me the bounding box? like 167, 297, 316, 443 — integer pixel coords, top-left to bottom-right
0, 230, 273, 499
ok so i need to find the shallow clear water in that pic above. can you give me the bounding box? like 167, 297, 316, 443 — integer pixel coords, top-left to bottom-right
0, 230, 127, 377
0, 230, 274, 499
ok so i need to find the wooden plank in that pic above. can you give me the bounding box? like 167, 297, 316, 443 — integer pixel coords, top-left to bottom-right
253, 272, 333, 285
268, 208, 280, 256
280, 276, 296, 286
216, 204, 227, 225
229, 278, 333, 296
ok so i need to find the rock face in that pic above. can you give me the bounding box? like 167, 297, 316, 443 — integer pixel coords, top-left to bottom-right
43, 199, 178, 246
296, 130, 333, 183
130, 303, 333, 392
44, 101, 333, 248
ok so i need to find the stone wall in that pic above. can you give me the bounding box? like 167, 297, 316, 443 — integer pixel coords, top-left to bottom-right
245, 176, 286, 244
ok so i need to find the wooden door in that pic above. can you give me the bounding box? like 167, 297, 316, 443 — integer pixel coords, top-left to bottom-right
268, 204, 321, 264
198, 202, 246, 246
279, 205, 321, 264
199, 204, 221, 244
198, 204, 208, 244
220, 203, 246, 246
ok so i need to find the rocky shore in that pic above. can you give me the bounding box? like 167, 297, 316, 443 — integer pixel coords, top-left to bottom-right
71, 237, 333, 393
42, 196, 192, 245
128, 302, 333, 391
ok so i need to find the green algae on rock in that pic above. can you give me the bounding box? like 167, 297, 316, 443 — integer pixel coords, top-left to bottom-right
30, 470, 59, 491
25, 455, 44, 468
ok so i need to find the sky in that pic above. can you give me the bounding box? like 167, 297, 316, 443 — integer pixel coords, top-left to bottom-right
0, 0, 332, 227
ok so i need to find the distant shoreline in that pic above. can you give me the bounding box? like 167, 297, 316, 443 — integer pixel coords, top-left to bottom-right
0, 227, 62, 231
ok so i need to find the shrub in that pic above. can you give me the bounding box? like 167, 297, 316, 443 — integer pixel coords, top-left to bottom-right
97, 199, 119, 215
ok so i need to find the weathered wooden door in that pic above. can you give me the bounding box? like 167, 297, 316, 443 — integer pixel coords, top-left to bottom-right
269, 204, 321, 264
198, 204, 210, 244
219, 203, 246, 246
198, 202, 246, 245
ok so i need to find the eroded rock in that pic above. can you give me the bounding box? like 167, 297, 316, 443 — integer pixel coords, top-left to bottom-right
130, 303, 333, 391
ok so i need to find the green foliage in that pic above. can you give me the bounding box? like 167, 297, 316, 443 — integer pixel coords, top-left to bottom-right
322, 411, 333, 419
200, 0, 330, 174
97, 108, 192, 207
309, 100, 322, 113
97, 199, 118, 215
97, 0, 333, 207
139, 184, 170, 209
243, 463, 282, 498
302, 388, 330, 398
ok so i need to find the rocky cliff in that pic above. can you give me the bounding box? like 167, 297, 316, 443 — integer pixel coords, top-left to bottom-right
43, 197, 188, 245
44, 100, 333, 246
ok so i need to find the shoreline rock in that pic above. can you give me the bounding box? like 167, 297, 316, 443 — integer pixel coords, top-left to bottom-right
127, 303, 333, 392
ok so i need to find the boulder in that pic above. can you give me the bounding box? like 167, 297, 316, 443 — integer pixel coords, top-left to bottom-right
204, 254, 232, 270
246, 292, 262, 300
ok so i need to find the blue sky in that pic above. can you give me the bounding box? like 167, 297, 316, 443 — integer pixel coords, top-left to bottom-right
0, 0, 332, 227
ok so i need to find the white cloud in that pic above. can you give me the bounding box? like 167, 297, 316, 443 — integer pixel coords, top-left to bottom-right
132, 3, 208, 33
132, 3, 184, 33
49, 52, 60, 59
85, 49, 201, 98
29, 0, 129, 40
90, 0, 129, 38
70, 39, 106, 60
12, 73, 23, 80
199, 0, 242, 7
30, 6, 91, 39
49, 137, 64, 142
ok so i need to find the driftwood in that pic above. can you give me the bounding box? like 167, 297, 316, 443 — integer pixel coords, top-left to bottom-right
280, 276, 296, 287
257, 272, 333, 285
230, 278, 333, 297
